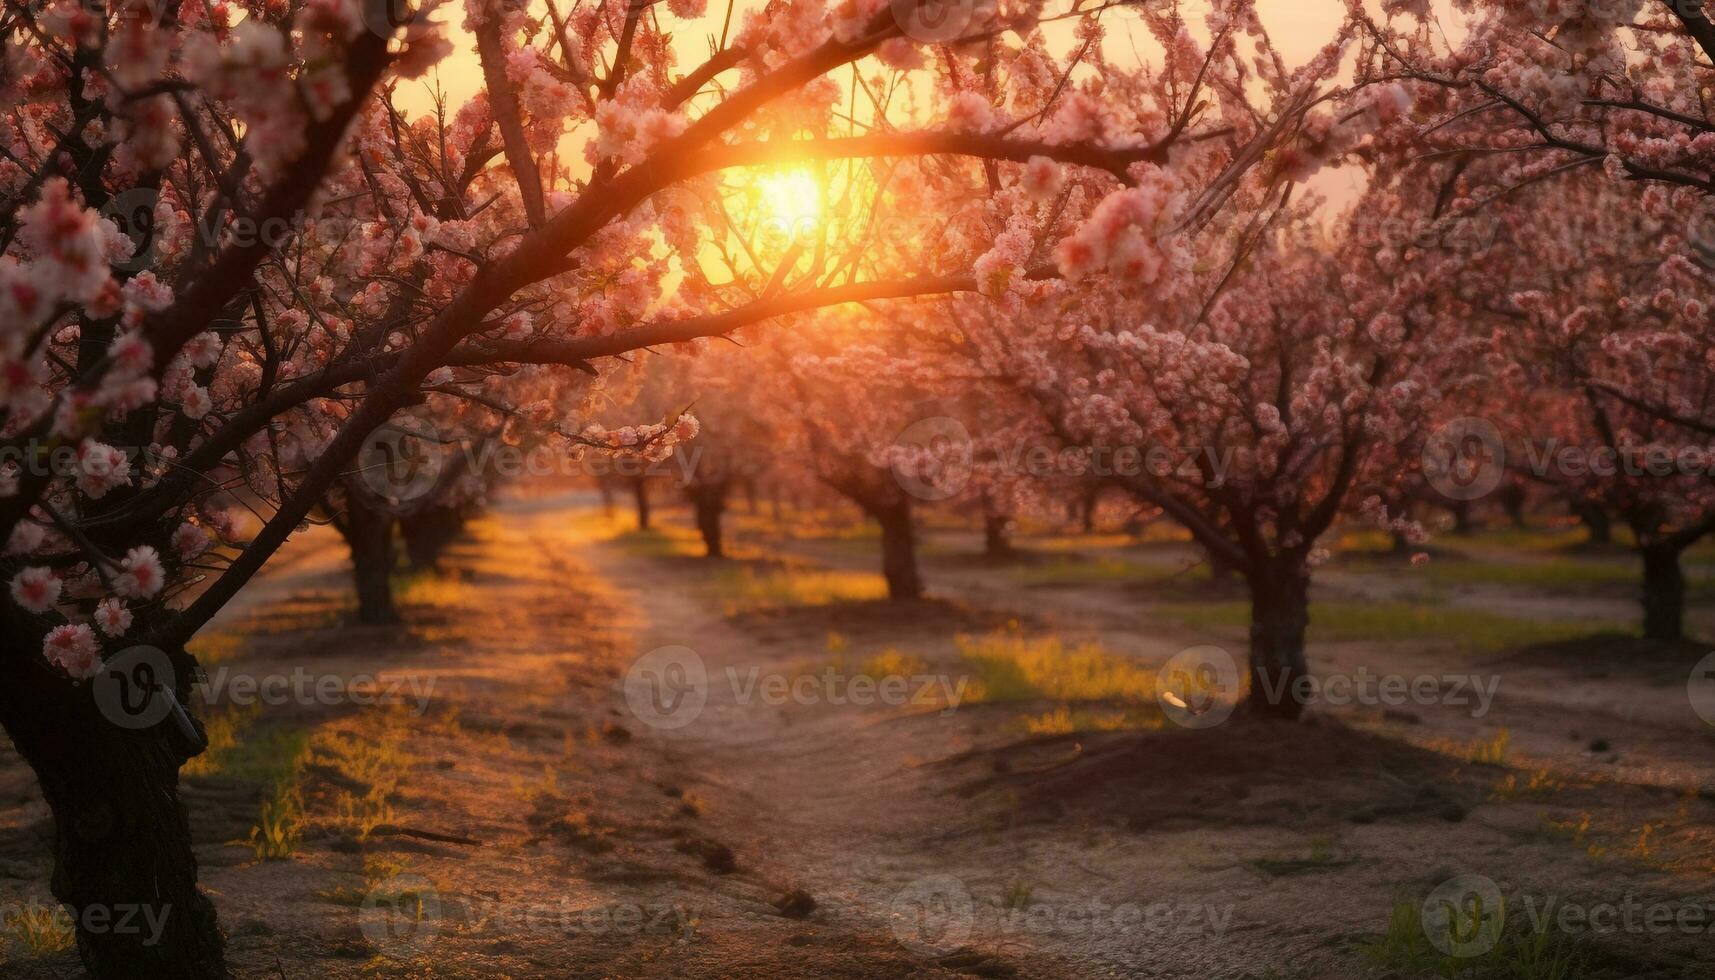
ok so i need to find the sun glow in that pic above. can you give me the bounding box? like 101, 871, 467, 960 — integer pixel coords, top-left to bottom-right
755, 169, 823, 242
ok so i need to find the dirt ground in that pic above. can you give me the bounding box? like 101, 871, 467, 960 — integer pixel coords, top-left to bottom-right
0, 492, 1712, 978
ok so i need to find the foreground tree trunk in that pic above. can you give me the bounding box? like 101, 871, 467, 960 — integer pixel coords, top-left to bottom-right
631, 478, 651, 531
399, 504, 467, 571
870, 499, 924, 600
330, 493, 400, 625
688, 480, 729, 558
1246, 565, 1311, 720
1639, 541, 1687, 643
0, 627, 227, 977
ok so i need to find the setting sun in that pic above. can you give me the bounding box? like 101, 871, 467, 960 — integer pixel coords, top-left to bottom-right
755, 169, 823, 242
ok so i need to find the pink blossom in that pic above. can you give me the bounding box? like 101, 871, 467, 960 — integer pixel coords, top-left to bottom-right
76, 441, 133, 499
43, 625, 101, 679
94, 598, 133, 638
114, 545, 165, 599
10, 567, 61, 613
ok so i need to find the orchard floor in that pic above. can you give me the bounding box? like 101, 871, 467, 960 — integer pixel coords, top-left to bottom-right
0, 491, 1712, 978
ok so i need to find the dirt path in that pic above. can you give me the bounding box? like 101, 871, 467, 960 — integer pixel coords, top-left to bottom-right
2, 497, 1713, 978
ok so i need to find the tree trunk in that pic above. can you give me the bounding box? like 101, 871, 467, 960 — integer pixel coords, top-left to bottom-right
873, 500, 924, 600
983, 512, 1012, 558
597, 479, 615, 517
399, 504, 466, 571
1447, 500, 1474, 535
1080, 484, 1100, 534
0, 628, 228, 978
690, 482, 728, 559
1573, 501, 1611, 546
333, 494, 399, 625
1640, 541, 1686, 643
1207, 547, 1236, 586
632, 479, 651, 531
1246, 566, 1310, 720
1499, 483, 1527, 529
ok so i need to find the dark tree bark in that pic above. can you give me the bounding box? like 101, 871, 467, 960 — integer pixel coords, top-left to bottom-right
597, 478, 615, 517
1446, 499, 1474, 535
329, 492, 400, 625
1206, 546, 1236, 585
1080, 483, 1100, 534
871, 499, 924, 600
1245, 564, 1310, 720
399, 504, 468, 571
688, 480, 729, 558
0, 627, 227, 978
1572, 500, 1612, 546
1640, 540, 1687, 643
631, 478, 651, 531
983, 513, 1011, 557
1498, 482, 1527, 529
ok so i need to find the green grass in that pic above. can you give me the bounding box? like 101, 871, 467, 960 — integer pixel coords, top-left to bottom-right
613, 525, 704, 558
1402, 559, 1715, 594
957, 629, 1156, 704
956, 630, 1165, 731
1156, 600, 1627, 652
1009, 556, 1208, 587
249, 780, 305, 860
1357, 899, 1585, 980
2, 902, 74, 957
707, 563, 889, 613
234, 728, 312, 860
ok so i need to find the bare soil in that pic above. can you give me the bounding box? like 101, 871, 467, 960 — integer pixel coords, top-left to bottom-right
0, 495, 1711, 978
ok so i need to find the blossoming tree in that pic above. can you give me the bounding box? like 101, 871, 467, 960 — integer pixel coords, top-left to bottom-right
2, 0, 1354, 971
